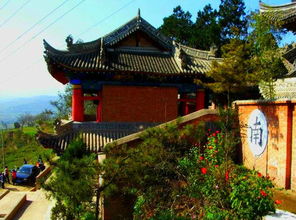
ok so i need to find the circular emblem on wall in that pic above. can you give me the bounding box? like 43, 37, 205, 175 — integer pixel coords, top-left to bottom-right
247, 109, 268, 157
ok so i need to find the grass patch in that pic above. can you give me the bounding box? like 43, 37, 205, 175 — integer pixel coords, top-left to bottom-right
22, 127, 38, 136
8, 127, 38, 136
1, 145, 52, 169
1, 144, 53, 169
0, 128, 54, 170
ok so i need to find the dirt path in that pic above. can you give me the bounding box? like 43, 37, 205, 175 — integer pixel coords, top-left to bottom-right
273, 189, 296, 214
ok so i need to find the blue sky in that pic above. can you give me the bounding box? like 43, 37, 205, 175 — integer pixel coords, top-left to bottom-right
0, 0, 294, 98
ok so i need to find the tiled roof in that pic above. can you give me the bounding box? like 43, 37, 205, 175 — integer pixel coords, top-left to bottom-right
283, 43, 296, 76
36, 122, 159, 153
36, 110, 219, 154
44, 42, 218, 77
260, 1, 296, 32
283, 44, 296, 64
43, 14, 220, 81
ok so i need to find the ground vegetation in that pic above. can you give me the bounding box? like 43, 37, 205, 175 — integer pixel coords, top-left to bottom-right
98, 109, 278, 219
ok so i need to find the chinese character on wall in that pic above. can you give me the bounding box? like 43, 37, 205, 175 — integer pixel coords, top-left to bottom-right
247, 109, 268, 156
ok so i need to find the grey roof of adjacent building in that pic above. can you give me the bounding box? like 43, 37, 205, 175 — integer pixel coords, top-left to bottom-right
36, 122, 159, 153
260, 1, 296, 32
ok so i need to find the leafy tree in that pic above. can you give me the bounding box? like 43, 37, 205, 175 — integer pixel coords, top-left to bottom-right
43, 138, 98, 220
203, 38, 257, 106
190, 4, 220, 50
17, 113, 35, 128
159, 6, 193, 45
50, 84, 72, 119
159, 1, 248, 54
248, 12, 287, 99
204, 12, 287, 104
14, 122, 21, 129
35, 109, 54, 122
218, 0, 247, 41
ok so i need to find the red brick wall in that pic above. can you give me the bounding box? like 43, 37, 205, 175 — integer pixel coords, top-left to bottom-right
235, 100, 296, 190
102, 85, 178, 122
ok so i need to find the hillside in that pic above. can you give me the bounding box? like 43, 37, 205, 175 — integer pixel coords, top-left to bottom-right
0, 95, 58, 125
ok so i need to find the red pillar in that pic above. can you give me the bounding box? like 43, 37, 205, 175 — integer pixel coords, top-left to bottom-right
196, 89, 205, 111
72, 84, 84, 122
285, 101, 293, 189
181, 94, 189, 115
96, 93, 102, 122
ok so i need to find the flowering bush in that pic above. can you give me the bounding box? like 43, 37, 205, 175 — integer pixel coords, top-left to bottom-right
103, 110, 279, 220
178, 130, 277, 219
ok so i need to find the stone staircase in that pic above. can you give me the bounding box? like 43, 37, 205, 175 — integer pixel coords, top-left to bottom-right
0, 189, 52, 220
0, 191, 26, 220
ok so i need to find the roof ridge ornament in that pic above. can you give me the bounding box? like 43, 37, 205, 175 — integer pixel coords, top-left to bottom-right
66, 35, 73, 48
137, 8, 141, 19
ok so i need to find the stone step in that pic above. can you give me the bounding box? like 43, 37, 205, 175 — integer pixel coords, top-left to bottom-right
11, 190, 53, 220
0, 190, 9, 200
0, 192, 26, 220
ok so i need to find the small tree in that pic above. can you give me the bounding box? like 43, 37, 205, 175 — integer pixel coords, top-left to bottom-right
14, 122, 21, 129
50, 84, 72, 119
43, 138, 98, 220
204, 12, 287, 104
17, 113, 35, 128
159, 6, 193, 45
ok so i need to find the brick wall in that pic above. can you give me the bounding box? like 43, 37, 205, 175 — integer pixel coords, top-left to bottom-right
102, 85, 178, 123
235, 100, 296, 190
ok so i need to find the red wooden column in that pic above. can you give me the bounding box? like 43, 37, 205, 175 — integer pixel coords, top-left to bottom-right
196, 89, 205, 111
96, 92, 102, 122
181, 94, 189, 115
72, 84, 84, 122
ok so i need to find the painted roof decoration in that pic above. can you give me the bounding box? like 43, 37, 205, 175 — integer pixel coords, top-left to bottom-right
43, 11, 220, 84
259, 1, 296, 32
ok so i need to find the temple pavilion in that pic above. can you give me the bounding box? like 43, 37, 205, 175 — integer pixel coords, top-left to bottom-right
260, 1, 296, 99
38, 11, 220, 153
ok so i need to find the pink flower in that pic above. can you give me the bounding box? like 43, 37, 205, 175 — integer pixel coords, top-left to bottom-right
201, 167, 207, 174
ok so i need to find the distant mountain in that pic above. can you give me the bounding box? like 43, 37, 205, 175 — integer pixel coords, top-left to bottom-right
0, 95, 58, 124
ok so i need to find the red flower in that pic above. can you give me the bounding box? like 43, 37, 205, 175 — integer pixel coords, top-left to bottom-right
215, 165, 219, 168
212, 133, 216, 137
201, 167, 207, 174
199, 156, 204, 160
274, 200, 282, 205
209, 146, 213, 149
257, 172, 262, 177
216, 130, 220, 134
225, 171, 230, 181
260, 190, 267, 197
